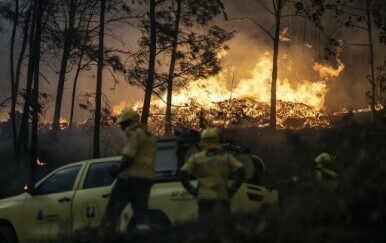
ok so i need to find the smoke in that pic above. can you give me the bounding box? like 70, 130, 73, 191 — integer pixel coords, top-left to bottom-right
0, 122, 127, 197
221, 0, 386, 111
0, 11, 144, 122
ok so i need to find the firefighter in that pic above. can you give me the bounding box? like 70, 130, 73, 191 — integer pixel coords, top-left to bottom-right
179, 128, 246, 224
278, 152, 338, 205
285, 152, 338, 184
102, 108, 157, 232
313, 152, 338, 180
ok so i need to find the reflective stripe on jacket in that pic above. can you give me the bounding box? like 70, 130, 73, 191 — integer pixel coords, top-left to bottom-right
181, 149, 243, 201
118, 125, 157, 181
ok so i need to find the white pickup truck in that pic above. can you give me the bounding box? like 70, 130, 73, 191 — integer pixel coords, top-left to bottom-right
0, 136, 279, 242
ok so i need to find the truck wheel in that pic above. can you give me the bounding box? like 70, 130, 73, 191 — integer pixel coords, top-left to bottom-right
148, 209, 172, 229
0, 226, 17, 243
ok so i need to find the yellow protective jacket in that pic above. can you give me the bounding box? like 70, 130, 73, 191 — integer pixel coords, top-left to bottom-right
118, 124, 157, 181
180, 147, 243, 201
315, 167, 339, 181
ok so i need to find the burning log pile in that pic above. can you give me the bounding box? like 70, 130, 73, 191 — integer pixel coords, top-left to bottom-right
145, 97, 331, 136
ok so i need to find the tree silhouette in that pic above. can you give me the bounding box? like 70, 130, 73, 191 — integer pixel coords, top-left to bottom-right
127, 0, 234, 133
94, 0, 106, 158
325, 0, 386, 127
233, 0, 326, 130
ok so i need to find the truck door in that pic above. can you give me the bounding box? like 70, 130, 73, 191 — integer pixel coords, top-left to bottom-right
72, 160, 117, 233
149, 141, 197, 223
22, 165, 82, 242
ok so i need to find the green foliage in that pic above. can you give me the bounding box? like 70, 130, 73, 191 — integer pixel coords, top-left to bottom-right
19, 89, 50, 119
107, 55, 125, 72
295, 0, 327, 30
325, 0, 385, 34
127, 0, 235, 95
0, 1, 14, 32
0, 1, 13, 20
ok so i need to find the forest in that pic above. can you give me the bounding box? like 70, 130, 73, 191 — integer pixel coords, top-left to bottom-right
0, 0, 385, 242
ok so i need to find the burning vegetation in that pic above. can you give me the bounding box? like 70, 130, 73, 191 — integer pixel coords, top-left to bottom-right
111, 51, 351, 135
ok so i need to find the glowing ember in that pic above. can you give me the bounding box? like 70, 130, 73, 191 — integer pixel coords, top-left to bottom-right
333, 103, 384, 115
279, 27, 291, 42
59, 117, 69, 130
112, 101, 132, 115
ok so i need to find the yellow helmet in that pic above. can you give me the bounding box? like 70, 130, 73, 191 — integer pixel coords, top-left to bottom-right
200, 128, 219, 141
118, 108, 139, 124
314, 153, 332, 165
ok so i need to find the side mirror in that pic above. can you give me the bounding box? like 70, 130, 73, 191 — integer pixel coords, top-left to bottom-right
23, 184, 37, 195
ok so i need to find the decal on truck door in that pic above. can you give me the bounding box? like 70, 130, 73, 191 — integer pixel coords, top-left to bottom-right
36, 209, 59, 223
170, 190, 194, 201
86, 206, 96, 218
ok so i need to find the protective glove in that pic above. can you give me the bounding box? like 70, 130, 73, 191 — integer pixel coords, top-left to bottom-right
120, 156, 134, 170
189, 187, 198, 197
179, 170, 198, 197
227, 187, 237, 198
286, 176, 299, 185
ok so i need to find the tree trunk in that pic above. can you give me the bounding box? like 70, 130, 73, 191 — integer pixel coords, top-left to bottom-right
141, 0, 157, 125
30, 0, 44, 189
269, 0, 282, 130
13, 11, 31, 156
52, 0, 77, 131
9, 0, 19, 151
17, 1, 37, 155
69, 5, 94, 127
165, 0, 182, 136
94, 0, 106, 158
69, 52, 84, 127
366, 0, 376, 127
15, 9, 31, 104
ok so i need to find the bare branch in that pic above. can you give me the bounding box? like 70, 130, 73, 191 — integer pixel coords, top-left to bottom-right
39, 72, 51, 85
152, 90, 188, 108
254, 0, 275, 16
343, 41, 369, 47
229, 17, 274, 40
345, 3, 366, 12
272, 0, 277, 13
0, 97, 12, 107
351, 24, 368, 31
281, 0, 290, 7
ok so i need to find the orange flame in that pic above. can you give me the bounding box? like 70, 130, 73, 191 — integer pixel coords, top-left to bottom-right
152, 51, 343, 109
279, 27, 291, 42
113, 50, 345, 134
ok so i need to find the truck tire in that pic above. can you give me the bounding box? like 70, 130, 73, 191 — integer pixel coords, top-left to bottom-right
148, 209, 172, 229
0, 226, 17, 243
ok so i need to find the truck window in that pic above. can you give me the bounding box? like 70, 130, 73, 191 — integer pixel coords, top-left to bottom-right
155, 145, 178, 181
36, 165, 81, 195
83, 161, 117, 189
